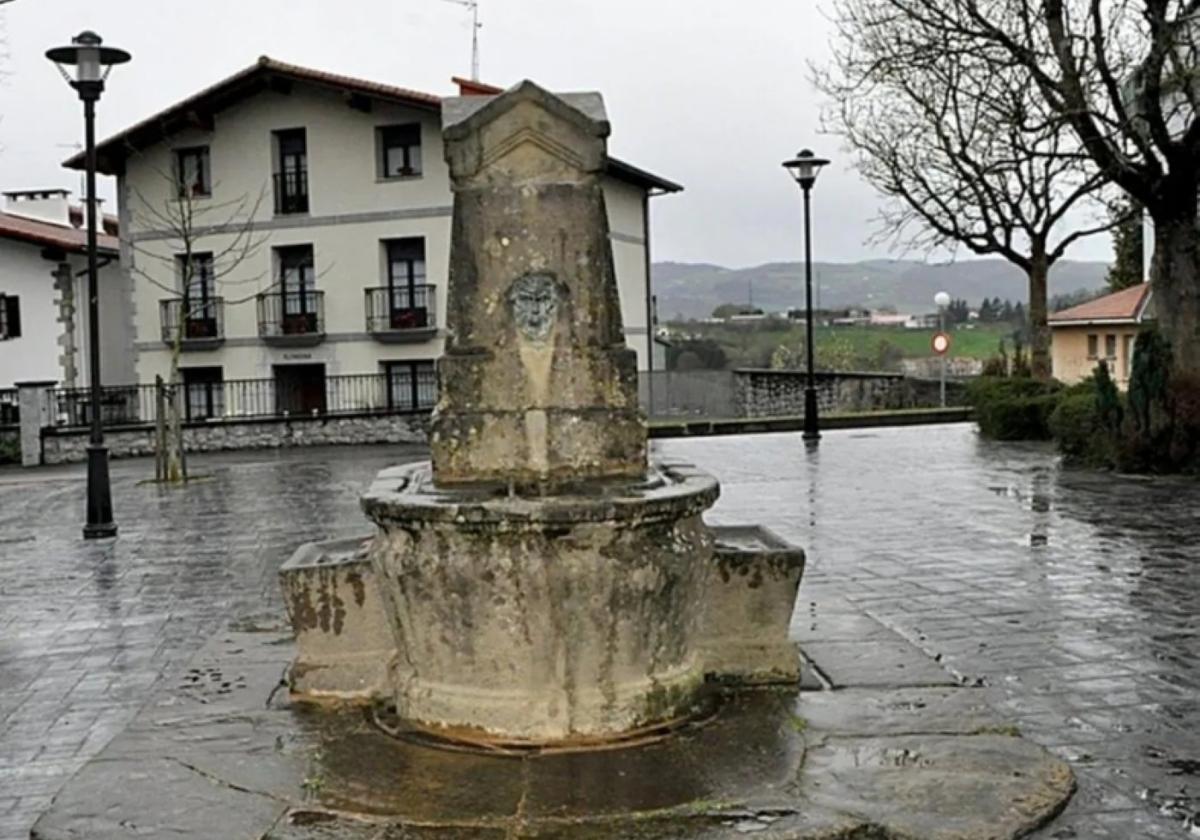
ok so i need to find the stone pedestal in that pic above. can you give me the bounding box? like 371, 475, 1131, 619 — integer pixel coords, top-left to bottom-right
432, 82, 645, 490
16, 380, 56, 467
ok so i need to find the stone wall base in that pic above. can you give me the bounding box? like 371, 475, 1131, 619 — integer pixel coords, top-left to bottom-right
40, 414, 429, 466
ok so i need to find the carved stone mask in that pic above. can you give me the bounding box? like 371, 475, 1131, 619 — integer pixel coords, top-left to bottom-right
509, 273, 561, 342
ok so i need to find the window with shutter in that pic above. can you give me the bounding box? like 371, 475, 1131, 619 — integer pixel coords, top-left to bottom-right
0, 295, 19, 340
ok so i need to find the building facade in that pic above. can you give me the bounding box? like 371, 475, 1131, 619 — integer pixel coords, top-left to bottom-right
1049, 283, 1153, 387
0, 190, 133, 390
69, 59, 679, 418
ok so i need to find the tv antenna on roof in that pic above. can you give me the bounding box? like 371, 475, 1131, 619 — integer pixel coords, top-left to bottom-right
443, 0, 482, 81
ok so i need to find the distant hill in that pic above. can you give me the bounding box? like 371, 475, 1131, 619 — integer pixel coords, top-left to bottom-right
653, 259, 1109, 321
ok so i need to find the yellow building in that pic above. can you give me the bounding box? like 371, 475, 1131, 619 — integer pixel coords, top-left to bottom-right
1049, 283, 1153, 387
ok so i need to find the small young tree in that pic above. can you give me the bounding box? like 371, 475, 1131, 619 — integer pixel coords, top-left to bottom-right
128, 170, 268, 482
1107, 197, 1145, 292
817, 0, 1116, 379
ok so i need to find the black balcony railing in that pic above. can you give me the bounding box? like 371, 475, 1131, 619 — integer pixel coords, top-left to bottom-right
159, 297, 225, 347
365, 284, 436, 340
46, 373, 434, 429
273, 170, 309, 214
257, 291, 325, 345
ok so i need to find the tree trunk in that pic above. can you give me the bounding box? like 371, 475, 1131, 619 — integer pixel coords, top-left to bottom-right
1027, 250, 1051, 381
164, 336, 186, 483
1151, 215, 1200, 375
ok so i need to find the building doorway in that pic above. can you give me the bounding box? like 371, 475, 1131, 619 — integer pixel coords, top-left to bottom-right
274, 363, 326, 416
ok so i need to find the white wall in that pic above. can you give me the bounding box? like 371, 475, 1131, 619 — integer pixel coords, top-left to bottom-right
70, 255, 136, 388
603, 176, 652, 371
0, 241, 134, 390
0, 239, 61, 388
122, 82, 658, 382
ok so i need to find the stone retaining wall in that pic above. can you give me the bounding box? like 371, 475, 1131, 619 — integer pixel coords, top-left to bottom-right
733, 369, 968, 418
40, 414, 428, 466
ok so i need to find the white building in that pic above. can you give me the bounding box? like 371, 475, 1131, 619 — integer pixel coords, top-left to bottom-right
0, 189, 134, 390
67, 59, 680, 417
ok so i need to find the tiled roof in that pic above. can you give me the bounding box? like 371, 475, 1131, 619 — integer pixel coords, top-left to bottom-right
63, 60, 683, 193
0, 211, 119, 255
1049, 283, 1151, 324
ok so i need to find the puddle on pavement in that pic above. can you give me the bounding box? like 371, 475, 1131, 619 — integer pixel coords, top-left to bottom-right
298, 691, 805, 822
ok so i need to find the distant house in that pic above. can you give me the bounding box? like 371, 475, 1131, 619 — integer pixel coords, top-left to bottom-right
1049, 283, 1153, 387
0, 189, 133, 390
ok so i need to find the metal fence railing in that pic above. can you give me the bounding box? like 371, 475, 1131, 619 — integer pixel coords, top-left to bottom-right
0, 387, 18, 427
48, 373, 428, 430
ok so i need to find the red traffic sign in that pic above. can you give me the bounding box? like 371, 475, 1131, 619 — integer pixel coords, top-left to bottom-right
931, 331, 951, 356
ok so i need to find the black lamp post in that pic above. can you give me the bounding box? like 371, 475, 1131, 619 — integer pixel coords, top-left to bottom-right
47, 31, 131, 539
782, 149, 830, 442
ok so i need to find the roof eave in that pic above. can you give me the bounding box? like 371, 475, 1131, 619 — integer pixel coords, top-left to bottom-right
1049, 317, 1143, 327
605, 158, 683, 194
64, 58, 443, 175
0, 231, 118, 257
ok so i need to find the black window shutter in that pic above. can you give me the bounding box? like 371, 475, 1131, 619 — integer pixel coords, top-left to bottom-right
4, 296, 19, 338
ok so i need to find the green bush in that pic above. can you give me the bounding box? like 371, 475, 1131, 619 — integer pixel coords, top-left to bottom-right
1049, 389, 1097, 458
0, 435, 18, 466
1047, 361, 1123, 463
967, 376, 1063, 440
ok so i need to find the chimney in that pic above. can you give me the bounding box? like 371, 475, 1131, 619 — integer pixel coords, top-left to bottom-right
3, 189, 73, 227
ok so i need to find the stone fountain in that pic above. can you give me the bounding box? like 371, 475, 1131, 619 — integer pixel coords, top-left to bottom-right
280, 81, 806, 744
32, 80, 1078, 840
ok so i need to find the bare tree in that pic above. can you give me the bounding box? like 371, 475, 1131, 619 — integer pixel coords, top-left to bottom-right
816, 0, 1115, 378
846, 0, 1200, 373
127, 166, 268, 483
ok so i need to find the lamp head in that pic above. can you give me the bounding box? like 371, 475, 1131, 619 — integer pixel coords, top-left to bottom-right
934, 291, 951, 308
47, 31, 130, 98
783, 149, 831, 190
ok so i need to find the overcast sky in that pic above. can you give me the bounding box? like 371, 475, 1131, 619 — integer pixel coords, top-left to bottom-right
0, 0, 1113, 267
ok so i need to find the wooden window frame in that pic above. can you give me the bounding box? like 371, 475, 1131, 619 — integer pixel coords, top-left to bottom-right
378, 124, 423, 179
174, 146, 212, 198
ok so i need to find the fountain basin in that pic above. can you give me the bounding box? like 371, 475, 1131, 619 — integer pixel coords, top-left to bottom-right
359, 458, 719, 743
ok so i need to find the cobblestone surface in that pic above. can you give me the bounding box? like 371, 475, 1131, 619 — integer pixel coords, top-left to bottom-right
2, 425, 1199, 838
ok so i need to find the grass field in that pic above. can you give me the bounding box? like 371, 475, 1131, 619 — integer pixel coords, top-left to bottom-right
674, 321, 1016, 368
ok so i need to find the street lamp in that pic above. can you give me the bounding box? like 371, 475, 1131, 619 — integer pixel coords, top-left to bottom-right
934, 291, 951, 408
47, 31, 131, 539
783, 149, 831, 441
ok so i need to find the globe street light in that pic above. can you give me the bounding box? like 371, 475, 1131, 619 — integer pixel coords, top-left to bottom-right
783, 149, 831, 441
47, 31, 131, 539
934, 291, 951, 408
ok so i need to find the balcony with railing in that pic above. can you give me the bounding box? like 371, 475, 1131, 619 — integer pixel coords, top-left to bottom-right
257, 291, 325, 346
273, 170, 309, 215
159, 297, 225, 350
365, 284, 437, 343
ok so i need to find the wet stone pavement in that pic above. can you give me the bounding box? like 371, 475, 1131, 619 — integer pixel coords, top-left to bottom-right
1, 425, 1198, 838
